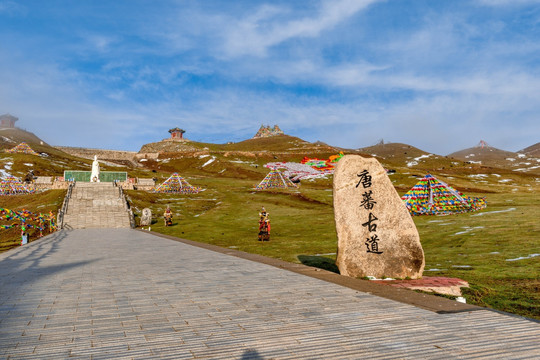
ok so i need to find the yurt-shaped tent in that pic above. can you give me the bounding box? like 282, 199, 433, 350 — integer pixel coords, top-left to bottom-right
401, 174, 486, 216
0, 176, 35, 195
153, 173, 202, 194
255, 168, 298, 190
5, 142, 39, 155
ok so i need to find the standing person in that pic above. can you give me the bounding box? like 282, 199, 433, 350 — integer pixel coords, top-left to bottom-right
258, 207, 271, 241
163, 206, 173, 226
48, 210, 56, 233
20, 224, 28, 245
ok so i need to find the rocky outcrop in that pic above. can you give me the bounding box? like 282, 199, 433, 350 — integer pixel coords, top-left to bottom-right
253, 125, 284, 138
138, 141, 198, 154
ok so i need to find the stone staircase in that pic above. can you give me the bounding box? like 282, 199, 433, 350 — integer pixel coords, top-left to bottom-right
63, 182, 132, 229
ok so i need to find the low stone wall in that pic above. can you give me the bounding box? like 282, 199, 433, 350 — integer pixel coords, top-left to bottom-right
34, 178, 70, 190
55, 146, 137, 161
134, 152, 159, 160
33, 177, 152, 191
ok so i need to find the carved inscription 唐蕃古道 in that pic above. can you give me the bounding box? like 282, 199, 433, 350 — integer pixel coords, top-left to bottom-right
334, 155, 425, 279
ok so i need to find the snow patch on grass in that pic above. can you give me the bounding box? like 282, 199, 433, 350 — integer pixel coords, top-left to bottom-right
202, 157, 216, 167
406, 153, 433, 167
468, 174, 488, 178
471, 208, 516, 216
0, 169, 12, 179
506, 254, 539, 262
452, 226, 484, 235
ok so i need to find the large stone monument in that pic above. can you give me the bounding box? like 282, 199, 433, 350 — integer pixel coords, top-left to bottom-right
140, 208, 152, 226
91, 155, 100, 182
333, 155, 424, 279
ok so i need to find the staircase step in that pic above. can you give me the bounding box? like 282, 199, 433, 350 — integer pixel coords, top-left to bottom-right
63, 182, 131, 229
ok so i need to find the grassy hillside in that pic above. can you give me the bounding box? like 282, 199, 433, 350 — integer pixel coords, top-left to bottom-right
125, 136, 540, 319
0, 190, 66, 252
1, 134, 538, 320
0, 127, 49, 149
126, 169, 539, 319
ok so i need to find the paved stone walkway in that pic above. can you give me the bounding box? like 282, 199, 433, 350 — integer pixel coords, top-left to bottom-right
0, 229, 538, 359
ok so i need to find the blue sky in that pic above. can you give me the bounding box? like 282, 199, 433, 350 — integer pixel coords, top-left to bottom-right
0, 0, 539, 154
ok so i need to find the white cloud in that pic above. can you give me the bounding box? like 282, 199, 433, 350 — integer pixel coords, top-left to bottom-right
477, 0, 540, 6
1, 0, 538, 156
82, 34, 120, 53
221, 0, 379, 57
0, 1, 26, 15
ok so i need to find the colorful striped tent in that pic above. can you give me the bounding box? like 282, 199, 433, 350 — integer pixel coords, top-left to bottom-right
401, 174, 486, 216
0, 176, 35, 195
300, 152, 344, 172
255, 168, 297, 190
153, 173, 202, 194
5, 142, 39, 155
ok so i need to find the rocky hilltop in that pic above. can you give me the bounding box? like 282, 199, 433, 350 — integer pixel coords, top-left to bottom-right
139, 141, 199, 154
253, 124, 284, 138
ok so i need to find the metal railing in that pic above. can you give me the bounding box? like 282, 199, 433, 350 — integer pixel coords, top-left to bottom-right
57, 181, 75, 229
118, 184, 136, 229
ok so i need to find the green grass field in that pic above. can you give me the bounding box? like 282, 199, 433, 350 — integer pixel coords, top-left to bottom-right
126, 174, 540, 320
1, 134, 538, 320
0, 189, 66, 252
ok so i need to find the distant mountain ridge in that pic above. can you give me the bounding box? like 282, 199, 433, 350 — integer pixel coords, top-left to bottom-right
0, 127, 50, 149
447, 140, 540, 174
448, 142, 517, 164
520, 142, 540, 157
3, 123, 538, 175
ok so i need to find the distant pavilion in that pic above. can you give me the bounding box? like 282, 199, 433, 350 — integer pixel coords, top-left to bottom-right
168, 127, 186, 140
0, 114, 18, 128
